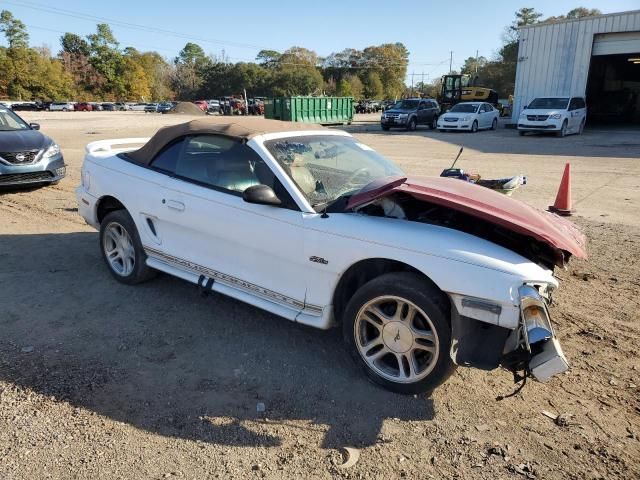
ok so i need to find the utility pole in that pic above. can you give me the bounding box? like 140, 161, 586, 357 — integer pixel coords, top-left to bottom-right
421, 72, 425, 95
475, 50, 479, 73
410, 71, 415, 96
449, 51, 453, 74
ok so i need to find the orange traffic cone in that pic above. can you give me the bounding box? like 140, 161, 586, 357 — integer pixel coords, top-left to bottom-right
549, 163, 572, 216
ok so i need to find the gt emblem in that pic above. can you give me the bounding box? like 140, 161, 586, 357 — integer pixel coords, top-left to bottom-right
394, 330, 401, 342
309, 256, 328, 265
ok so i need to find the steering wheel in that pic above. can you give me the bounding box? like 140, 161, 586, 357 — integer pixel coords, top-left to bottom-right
345, 167, 371, 187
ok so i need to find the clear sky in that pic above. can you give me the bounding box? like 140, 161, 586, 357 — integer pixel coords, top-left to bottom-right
2, 0, 638, 83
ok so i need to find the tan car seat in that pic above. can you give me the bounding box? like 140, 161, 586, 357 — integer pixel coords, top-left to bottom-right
287, 153, 316, 195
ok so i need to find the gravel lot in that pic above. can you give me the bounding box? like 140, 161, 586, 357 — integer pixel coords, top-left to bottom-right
1, 111, 639, 479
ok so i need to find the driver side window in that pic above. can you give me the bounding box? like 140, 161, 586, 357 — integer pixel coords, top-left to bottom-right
151, 135, 298, 209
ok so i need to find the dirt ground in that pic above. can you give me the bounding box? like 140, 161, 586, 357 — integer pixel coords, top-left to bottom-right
1, 111, 639, 480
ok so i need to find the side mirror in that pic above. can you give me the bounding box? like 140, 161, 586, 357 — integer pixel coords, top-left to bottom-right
242, 184, 281, 206
29, 123, 40, 130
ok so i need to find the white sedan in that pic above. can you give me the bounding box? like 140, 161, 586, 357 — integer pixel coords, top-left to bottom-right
76, 118, 585, 394
438, 102, 499, 132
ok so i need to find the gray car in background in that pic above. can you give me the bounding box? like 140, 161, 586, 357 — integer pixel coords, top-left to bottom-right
0, 107, 65, 187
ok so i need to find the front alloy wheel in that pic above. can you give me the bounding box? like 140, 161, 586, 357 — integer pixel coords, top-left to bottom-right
343, 272, 456, 394
355, 296, 439, 383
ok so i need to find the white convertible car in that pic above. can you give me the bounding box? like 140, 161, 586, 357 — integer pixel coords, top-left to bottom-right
76, 118, 586, 394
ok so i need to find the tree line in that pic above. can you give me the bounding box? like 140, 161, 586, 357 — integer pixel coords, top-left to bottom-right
0, 9, 408, 102
0, 7, 605, 103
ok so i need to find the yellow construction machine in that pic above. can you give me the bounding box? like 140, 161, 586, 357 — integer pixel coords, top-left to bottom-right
439, 74, 499, 112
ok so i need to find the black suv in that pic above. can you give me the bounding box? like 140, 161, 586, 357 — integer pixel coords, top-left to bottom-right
380, 98, 440, 131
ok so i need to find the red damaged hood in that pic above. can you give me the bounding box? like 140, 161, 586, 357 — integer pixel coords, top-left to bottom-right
346, 175, 587, 260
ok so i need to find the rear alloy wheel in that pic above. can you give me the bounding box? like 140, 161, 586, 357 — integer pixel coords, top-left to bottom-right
406, 117, 417, 131
556, 120, 568, 138
100, 209, 156, 285
491, 118, 498, 130
471, 120, 478, 133
343, 272, 456, 394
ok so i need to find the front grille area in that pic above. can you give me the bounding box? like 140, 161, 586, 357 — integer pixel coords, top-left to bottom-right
0, 171, 54, 185
527, 115, 549, 121
444, 117, 458, 122
0, 150, 39, 165
384, 113, 400, 119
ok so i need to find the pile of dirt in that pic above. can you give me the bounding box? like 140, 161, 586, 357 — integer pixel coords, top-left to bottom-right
166, 101, 206, 116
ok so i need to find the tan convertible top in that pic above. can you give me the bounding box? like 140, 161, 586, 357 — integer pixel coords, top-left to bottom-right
128, 117, 326, 165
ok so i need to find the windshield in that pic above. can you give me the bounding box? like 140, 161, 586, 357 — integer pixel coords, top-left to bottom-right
264, 135, 403, 208
0, 108, 30, 131
450, 103, 479, 113
392, 100, 419, 110
528, 98, 569, 110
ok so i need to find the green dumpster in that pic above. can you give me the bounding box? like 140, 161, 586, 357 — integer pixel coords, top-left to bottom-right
264, 96, 353, 125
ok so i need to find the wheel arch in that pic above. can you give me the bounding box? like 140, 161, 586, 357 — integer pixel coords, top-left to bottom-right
96, 195, 127, 224
331, 258, 449, 325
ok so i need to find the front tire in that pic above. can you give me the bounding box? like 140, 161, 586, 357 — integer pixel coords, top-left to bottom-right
556, 120, 568, 137
406, 117, 417, 131
471, 120, 478, 133
342, 272, 456, 394
491, 118, 498, 130
99, 209, 156, 285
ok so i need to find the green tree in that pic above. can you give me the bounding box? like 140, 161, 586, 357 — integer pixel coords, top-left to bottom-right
347, 75, 364, 100
86, 24, 124, 96
362, 71, 383, 99
361, 43, 409, 99
336, 78, 351, 97
255, 49, 280, 68
60, 32, 89, 56
0, 10, 28, 48
461, 56, 488, 74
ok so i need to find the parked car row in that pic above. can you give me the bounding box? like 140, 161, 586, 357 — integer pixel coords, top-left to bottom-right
380, 96, 588, 137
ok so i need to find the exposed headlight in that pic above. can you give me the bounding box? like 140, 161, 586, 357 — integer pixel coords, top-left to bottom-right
461, 116, 471, 121
43, 143, 61, 158
519, 285, 553, 347
549, 114, 561, 119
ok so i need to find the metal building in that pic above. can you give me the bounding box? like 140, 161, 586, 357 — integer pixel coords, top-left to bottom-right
513, 10, 640, 126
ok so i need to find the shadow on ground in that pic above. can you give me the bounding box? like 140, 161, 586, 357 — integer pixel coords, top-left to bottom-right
0, 232, 435, 449
335, 118, 640, 159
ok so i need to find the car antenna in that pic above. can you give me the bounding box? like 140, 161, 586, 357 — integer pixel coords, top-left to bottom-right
450, 146, 464, 169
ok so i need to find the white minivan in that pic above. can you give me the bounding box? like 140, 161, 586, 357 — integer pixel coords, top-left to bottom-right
517, 97, 586, 137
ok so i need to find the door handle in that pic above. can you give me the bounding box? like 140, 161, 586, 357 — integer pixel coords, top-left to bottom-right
166, 200, 185, 212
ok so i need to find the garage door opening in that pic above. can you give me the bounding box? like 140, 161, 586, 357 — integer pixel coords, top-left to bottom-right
586, 32, 640, 126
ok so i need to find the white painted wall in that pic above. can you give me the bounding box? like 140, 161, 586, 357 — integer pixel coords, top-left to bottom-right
512, 10, 640, 120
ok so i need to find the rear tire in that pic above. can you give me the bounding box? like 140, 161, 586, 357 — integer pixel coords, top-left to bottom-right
578, 119, 585, 135
342, 272, 456, 394
429, 116, 438, 130
99, 209, 156, 285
